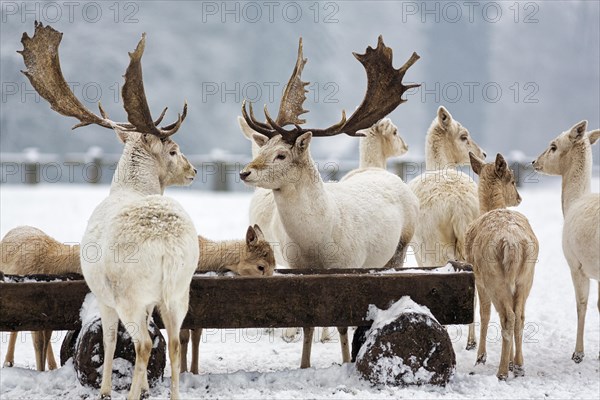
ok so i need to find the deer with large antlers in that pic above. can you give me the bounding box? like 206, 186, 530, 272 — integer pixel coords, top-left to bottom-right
20, 22, 198, 400
239, 37, 420, 368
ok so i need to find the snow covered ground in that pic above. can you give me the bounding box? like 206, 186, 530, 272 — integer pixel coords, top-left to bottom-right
0, 181, 599, 399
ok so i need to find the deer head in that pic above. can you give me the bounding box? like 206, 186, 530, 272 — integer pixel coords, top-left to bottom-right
426, 106, 486, 168
359, 117, 408, 160
532, 120, 600, 176
235, 225, 276, 276
470, 152, 521, 210
239, 36, 420, 189
19, 22, 196, 189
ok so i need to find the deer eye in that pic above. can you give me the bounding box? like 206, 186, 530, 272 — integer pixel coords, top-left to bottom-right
550, 144, 557, 152
275, 154, 286, 161
169, 150, 177, 156
257, 265, 265, 272
460, 135, 468, 142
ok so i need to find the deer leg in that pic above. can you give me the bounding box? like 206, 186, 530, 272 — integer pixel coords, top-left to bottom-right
494, 294, 516, 381
98, 304, 119, 399
300, 327, 314, 369
466, 288, 478, 350
190, 328, 202, 374
159, 297, 189, 400
320, 327, 333, 343
475, 281, 491, 365
569, 266, 589, 363
118, 306, 153, 400
337, 327, 351, 364
282, 327, 301, 343
179, 330, 190, 373
3, 331, 18, 367
512, 290, 527, 377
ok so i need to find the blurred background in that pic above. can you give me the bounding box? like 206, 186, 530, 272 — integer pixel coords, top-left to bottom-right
1, 0, 599, 190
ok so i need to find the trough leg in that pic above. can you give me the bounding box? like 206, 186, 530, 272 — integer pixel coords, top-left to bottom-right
44, 329, 57, 370
300, 327, 314, 369
337, 327, 351, 363
3, 331, 17, 367
32, 331, 46, 371
190, 328, 202, 374
179, 330, 190, 373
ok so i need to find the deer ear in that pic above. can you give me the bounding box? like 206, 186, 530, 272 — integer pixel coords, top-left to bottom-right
115, 129, 129, 144
253, 224, 265, 239
569, 120, 588, 142
495, 153, 508, 177
246, 225, 258, 246
252, 133, 270, 147
587, 129, 600, 145
437, 106, 452, 127
469, 152, 484, 175
296, 131, 313, 152
238, 116, 256, 140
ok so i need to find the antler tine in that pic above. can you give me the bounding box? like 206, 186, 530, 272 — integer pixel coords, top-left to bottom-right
249, 101, 273, 131
264, 105, 299, 140
160, 102, 187, 133
153, 107, 168, 125
241, 100, 278, 138
19, 22, 120, 130
121, 33, 187, 138
275, 37, 309, 126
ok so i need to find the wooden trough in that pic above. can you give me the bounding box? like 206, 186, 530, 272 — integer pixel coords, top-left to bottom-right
0, 263, 475, 332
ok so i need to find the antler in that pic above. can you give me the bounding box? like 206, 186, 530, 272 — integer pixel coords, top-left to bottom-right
242, 35, 420, 145
19, 22, 186, 138
121, 33, 187, 138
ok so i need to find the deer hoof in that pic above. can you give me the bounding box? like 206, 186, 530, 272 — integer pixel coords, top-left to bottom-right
475, 353, 487, 365
100, 395, 112, 400
3, 361, 13, 368
281, 328, 301, 343
508, 361, 514, 371
466, 340, 477, 351
140, 390, 150, 399
572, 351, 584, 363
497, 373, 508, 381
513, 365, 525, 377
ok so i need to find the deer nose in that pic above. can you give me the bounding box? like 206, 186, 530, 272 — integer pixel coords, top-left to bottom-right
193, 168, 197, 174
240, 171, 251, 181
482, 151, 487, 158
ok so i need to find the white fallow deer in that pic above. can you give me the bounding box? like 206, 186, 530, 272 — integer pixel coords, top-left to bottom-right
407, 106, 486, 350
20, 23, 198, 400
179, 224, 275, 374
239, 36, 420, 368
533, 121, 600, 363
465, 153, 539, 380
240, 115, 409, 343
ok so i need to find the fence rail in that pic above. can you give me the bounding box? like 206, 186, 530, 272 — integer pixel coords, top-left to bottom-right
1, 148, 542, 191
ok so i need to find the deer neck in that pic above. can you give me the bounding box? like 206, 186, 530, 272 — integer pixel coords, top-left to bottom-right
110, 143, 164, 196
359, 137, 387, 169
478, 184, 507, 214
272, 159, 333, 243
425, 134, 454, 171
197, 236, 245, 272
560, 144, 592, 216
